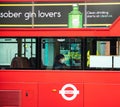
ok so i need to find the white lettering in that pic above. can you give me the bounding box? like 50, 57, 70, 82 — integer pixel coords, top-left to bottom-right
24, 12, 36, 20
48, 12, 54, 17
57, 12, 61, 17
38, 10, 61, 18
0, 10, 22, 18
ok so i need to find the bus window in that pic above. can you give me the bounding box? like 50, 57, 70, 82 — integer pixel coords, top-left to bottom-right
0, 38, 36, 69
87, 37, 120, 70
41, 38, 82, 70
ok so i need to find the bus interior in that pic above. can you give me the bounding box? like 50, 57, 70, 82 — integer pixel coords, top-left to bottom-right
0, 37, 120, 70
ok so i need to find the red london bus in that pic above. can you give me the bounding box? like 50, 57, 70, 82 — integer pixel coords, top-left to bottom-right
0, 0, 120, 107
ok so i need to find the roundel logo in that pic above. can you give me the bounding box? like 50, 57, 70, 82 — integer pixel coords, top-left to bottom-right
59, 84, 80, 101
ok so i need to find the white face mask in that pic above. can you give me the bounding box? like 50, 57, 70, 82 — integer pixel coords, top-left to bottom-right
60, 59, 65, 63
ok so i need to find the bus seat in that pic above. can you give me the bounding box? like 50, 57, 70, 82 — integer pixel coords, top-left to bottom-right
11, 57, 30, 69
22, 57, 30, 68
29, 57, 36, 68
29, 57, 47, 69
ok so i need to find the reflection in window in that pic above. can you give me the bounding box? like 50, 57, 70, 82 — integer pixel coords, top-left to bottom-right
41, 38, 82, 70
87, 37, 120, 69
0, 38, 36, 69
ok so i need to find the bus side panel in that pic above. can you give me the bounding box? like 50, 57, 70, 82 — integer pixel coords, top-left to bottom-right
0, 83, 38, 107
84, 83, 120, 107
39, 83, 83, 107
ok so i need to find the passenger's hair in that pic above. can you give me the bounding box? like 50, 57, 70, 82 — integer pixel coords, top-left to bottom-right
11, 57, 30, 68
55, 54, 64, 61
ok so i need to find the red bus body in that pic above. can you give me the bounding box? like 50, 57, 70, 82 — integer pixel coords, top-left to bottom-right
0, 0, 120, 107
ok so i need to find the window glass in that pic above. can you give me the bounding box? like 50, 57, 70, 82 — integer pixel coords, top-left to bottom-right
0, 38, 36, 69
0, 42, 17, 66
41, 38, 82, 70
87, 37, 120, 69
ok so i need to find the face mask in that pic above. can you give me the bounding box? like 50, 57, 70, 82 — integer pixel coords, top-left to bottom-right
60, 59, 65, 63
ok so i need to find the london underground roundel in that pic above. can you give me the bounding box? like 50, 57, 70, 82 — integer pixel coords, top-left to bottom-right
59, 84, 80, 101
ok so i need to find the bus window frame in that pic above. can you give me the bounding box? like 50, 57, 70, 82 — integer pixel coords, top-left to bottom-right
0, 37, 37, 70
86, 37, 120, 71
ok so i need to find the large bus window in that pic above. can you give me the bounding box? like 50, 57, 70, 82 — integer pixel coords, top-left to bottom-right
0, 38, 36, 69
0, 38, 17, 68
87, 37, 120, 70
41, 38, 82, 70
2, 37, 120, 70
